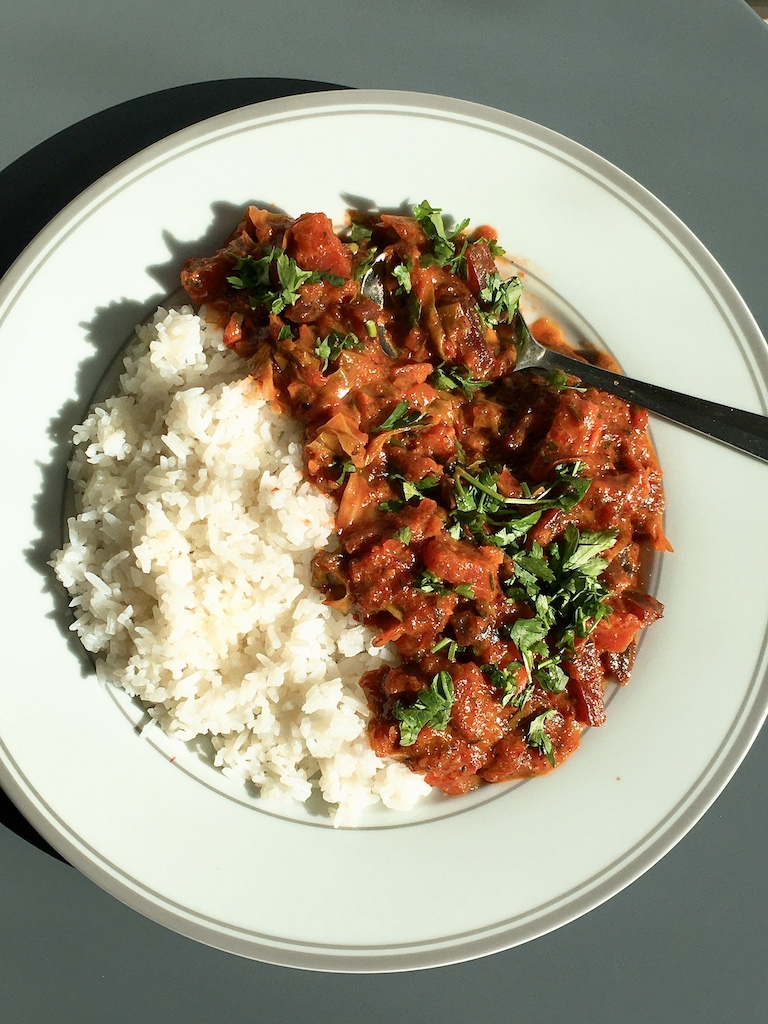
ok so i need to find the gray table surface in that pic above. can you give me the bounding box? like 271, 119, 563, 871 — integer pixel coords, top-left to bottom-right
2, 1, 767, 1020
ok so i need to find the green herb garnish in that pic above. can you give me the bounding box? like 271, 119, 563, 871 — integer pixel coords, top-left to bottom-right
526, 710, 558, 767
447, 460, 590, 548
393, 670, 455, 746
431, 637, 464, 661
392, 260, 413, 293
227, 247, 343, 315
378, 472, 440, 512
329, 456, 355, 483
353, 247, 379, 280
414, 570, 473, 600
412, 200, 470, 272
431, 363, 492, 399
476, 272, 524, 326
503, 524, 617, 689
314, 329, 365, 372
371, 401, 429, 434
547, 369, 587, 393
483, 662, 528, 707
348, 221, 373, 242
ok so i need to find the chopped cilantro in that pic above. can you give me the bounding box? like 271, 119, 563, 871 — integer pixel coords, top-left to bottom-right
392, 260, 413, 293
227, 247, 343, 315
547, 369, 587, 393
431, 637, 464, 661
329, 456, 355, 483
393, 670, 454, 746
447, 460, 590, 549
476, 272, 524, 327
414, 570, 473, 600
412, 200, 470, 271
393, 525, 412, 544
526, 710, 558, 767
400, 474, 440, 500
483, 662, 528, 707
379, 472, 439, 512
413, 569, 450, 596
348, 221, 373, 242
353, 247, 379, 280
314, 329, 364, 372
559, 525, 617, 575
501, 523, 617, 690
371, 401, 428, 433
441, 458, 616, 694
431, 363, 492, 399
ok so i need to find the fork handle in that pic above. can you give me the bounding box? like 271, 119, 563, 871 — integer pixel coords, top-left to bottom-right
528, 347, 768, 464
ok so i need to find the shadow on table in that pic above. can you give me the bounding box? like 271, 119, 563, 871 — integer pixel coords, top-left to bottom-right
0, 76, 347, 862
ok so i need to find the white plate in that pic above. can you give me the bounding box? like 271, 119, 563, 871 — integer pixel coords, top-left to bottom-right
1, 90, 768, 972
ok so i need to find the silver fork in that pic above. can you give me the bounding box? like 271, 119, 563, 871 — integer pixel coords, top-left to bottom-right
359, 253, 398, 357
512, 312, 768, 463
362, 252, 768, 463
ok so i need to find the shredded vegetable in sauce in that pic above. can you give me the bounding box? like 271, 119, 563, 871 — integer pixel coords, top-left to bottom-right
181, 201, 669, 795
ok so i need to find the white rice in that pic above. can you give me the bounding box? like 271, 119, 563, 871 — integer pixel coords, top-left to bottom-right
51, 306, 430, 826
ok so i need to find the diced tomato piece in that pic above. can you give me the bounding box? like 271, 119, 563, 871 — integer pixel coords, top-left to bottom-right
593, 590, 663, 653
285, 212, 352, 278
422, 535, 504, 602
449, 663, 508, 744
379, 214, 428, 245
566, 641, 607, 726
180, 254, 232, 304
465, 242, 497, 293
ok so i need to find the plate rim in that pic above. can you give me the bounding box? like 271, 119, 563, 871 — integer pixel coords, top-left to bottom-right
2, 87, 768, 972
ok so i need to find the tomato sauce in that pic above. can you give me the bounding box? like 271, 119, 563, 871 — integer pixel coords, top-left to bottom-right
181, 203, 668, 795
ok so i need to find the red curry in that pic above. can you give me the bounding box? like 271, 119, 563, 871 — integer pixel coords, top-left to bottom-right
181, 202, 667, 795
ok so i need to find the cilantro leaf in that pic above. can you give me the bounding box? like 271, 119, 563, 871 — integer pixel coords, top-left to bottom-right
509, 615, 550, 656
393, 670, 455, 746
329, 456, 355, 483
413, 569, 450, 596
353, 247, 379, 280
400, 474, 440, 501
500, 521, 618, 691
271, 249, 315, 311
227, 247, 342, 315
412, 201, 470, 271
483, 662, 528, 707
314, 329, 365, 372
534, 659, 569, 694
559, 525, 617, 575
372, 401, 428, 433
414, 569, 473, 600
348, 221, 373, 242
447, 461, 591, 551
476, 272, 523, 326
392, 260, 413, 293
431, 363, 492, 399
431, 637, 464, 661
514, 545, 557, 586
526, 710, 558, 767
547, 369, 587, 393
